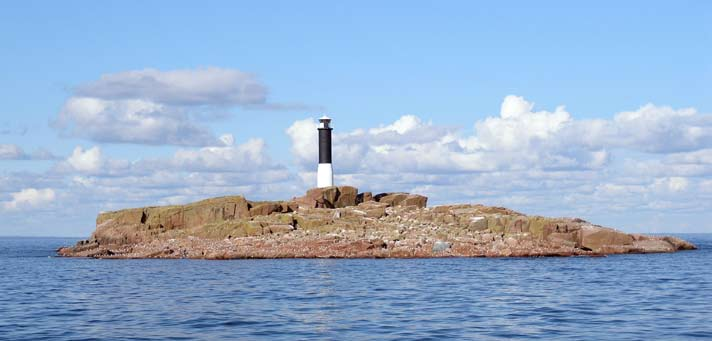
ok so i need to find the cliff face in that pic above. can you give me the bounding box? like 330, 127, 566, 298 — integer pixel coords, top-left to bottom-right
58, 186, 696, 259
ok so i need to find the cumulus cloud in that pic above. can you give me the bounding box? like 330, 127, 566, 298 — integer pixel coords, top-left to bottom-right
169, 138, 277, 172
55, 145, 131, 176
287, 96, 613, 176
66, 146, 102, 172
612, 104, 712, 153
285, 95, 712, 226
55, 138, 286, 180
3, 188, 56, 210
55, 67, 311, 146
466, 95, 572, 152
55, 96, 218, 146
6, 94, 712, 235
285, 118, 318, 169
369, 115, 423, 134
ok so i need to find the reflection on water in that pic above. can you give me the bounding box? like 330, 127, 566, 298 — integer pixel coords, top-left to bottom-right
0, 235, 711, 340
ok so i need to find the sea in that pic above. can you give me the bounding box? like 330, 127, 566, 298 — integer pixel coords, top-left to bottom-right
0, 235, 711, 340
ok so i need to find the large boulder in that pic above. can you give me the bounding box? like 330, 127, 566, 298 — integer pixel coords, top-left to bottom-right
334, 186, 358, 208
305, 186, 340, 208
357, 192, 373, 203
374, 193, 428, 208
579, 225, 634, 251
249, 202, 283, 217
182, 196, 250, 227
402, 194, 428, 208
663, 236, 697, 250
505, 216, 530, 234
632, 239, 676, 253
294, 214, 334, 231
467, 216, 488, 231
356, 201, 389, 218
375, 193, 408, 206
301, 186, 361, 208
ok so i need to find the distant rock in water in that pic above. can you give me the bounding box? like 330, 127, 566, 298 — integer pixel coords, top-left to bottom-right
58, 186, 696, 259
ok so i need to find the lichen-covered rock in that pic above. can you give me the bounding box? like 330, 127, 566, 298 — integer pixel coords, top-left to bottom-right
375, 193, 408, 207
57, 187, 696, 259
402, 194, 428, 208
334, 186, 358, 208
265, 224, 295, 235
249, 202, 283, 217
305, 186, 339, 208
374, 193, 427, 208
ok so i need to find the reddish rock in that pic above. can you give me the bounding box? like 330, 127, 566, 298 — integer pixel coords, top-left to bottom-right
402, 194, 428, 208
375, 193, 408, 207
249, 202, 282, 217
374, 192, 426, 208
305, 186, 340, 208
334, 186, 358, 208
663, 236, 697, 250
579, 225, 634, 252
58, 186, 696, 260
357, 192, 373, 203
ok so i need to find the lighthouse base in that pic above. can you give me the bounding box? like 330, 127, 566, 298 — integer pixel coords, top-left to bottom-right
317, 163, 334, 188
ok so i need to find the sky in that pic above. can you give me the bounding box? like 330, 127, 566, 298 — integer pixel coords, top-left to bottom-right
1, 0, 711, 236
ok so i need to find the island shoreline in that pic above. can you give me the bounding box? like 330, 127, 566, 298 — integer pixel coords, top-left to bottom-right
58, 186, 697, 259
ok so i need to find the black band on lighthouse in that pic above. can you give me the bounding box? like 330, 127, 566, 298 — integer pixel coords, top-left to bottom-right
318, 127, 332, 164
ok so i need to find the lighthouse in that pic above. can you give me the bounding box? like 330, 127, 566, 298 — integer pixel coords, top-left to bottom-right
317, 115, 334, 188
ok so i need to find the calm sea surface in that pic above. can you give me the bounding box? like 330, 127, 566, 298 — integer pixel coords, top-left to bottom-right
0, 235, 711, 340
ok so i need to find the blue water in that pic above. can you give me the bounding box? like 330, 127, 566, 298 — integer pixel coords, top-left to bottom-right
1, 236, 711, 340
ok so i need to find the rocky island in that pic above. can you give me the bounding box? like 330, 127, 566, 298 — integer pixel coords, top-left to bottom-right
58, 186, 696, 259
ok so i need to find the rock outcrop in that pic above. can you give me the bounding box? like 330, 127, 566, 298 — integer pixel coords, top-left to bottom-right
58, 186, 696, 259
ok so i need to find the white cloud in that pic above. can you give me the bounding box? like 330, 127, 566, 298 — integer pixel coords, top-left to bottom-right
288, 96, 612, 175
3, 188, 56, 210
611, 104, 712, 153
667, 177, 689, 192
286, 118, 318, 168
66, 146, 102, 172
0, 144, 25, 159
667, 149, 712, 165
219, 134, 235, 146
170, 138, 276, 172
74, 67, 268, 106
652, 177, 689, 193
467, 95, 572, 152
54, 67, 311, 146
369, 115, 423, 134
56, 97, 218, 146
5, 94, 712, 235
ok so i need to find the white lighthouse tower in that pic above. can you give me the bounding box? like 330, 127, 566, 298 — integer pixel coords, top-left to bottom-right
317, 115, 334, 188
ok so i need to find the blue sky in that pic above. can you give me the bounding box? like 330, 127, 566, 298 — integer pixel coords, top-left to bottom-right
1, 1, 711, 236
